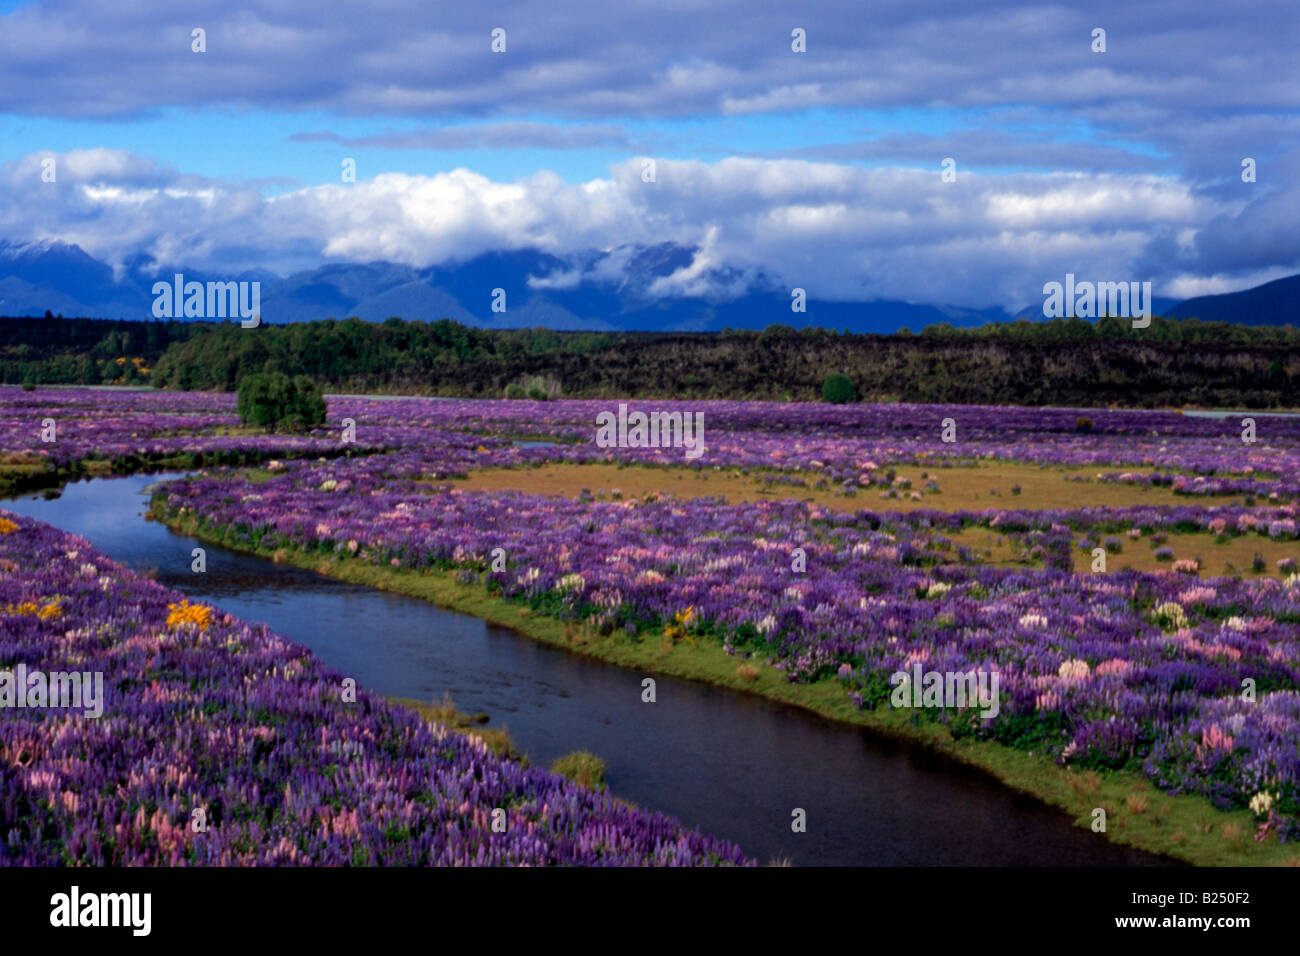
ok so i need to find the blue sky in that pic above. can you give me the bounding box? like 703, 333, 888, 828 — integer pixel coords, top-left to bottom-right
0, 0, 1296, 309
0, 107, 1133, 189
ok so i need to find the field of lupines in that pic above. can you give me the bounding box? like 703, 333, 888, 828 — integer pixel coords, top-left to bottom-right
10, 387, 1300, 490
0, 388, 377, 490
158, 456, 1300, 842
0, 510, 749, 866
5, 385, 1300, 855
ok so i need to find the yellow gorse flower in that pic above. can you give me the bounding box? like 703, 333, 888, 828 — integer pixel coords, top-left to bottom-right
3, 599, 60, 619
0, 517, 19, 535
167, 600, 214, 631
664, 606, 697, 642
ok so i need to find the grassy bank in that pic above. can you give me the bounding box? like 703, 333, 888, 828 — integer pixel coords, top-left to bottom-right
0, 444, 368, 499
153, 500, 1299, 866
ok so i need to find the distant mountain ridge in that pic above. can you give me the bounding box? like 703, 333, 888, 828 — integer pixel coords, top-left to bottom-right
0, 239, 1295, 334
1166, 274, 1300, 326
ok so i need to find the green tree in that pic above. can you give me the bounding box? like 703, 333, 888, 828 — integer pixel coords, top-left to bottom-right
822, 373, 857, 403
237, 372, 327, 431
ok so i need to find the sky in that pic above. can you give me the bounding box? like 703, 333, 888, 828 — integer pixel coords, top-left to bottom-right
0, 0, 1297, 311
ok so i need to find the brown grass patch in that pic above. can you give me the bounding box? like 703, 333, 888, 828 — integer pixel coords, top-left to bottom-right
950, 527, 1299, 579
447, 460, 1220, 514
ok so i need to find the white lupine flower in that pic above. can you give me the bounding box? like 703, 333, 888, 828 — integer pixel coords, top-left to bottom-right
1058, 659, 1091, 681
1153, 602, 1187, 630
701, 555, 744, 573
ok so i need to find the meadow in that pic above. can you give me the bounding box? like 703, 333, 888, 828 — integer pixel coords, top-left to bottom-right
3, 386, 1300, 864
0, 509, 748, 865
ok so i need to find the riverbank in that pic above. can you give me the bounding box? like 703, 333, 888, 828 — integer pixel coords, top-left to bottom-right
153, 500, 1295, 866
0, 446, 365, 500
0, 508, 747, 866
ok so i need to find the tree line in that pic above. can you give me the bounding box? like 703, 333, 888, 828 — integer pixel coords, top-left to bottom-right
2, 313, 1298, 407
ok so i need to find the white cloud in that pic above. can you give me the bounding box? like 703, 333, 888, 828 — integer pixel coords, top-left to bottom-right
3, 149, 1295, 311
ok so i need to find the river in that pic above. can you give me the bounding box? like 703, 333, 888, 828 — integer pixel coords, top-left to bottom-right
3, 474, 1175, 866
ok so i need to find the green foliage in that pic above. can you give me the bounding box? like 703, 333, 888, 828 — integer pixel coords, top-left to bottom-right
236, 372, 326, 431
549, 750, 607, 791
4, 314, 1300, 408
0, 317, 201, 386
822, 373, 857, 404
513, 373, 562, 401
504, 383, 527, 399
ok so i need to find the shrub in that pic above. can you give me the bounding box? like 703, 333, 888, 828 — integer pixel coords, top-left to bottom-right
822, 373, 857, 404
550, 751, 606, 791
236, 372, 326, 431
1075, 416, 1094, 432
506, 373, 562, 401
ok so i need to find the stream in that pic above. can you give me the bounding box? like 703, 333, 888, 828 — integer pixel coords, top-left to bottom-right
4, 474, 1176, 866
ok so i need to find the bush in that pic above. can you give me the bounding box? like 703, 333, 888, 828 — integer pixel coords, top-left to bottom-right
505, 373, 562, 401
20, 380, 35, 392
550, 750, 606, 791
822, 373, 857, 404
236, 372, 327, 432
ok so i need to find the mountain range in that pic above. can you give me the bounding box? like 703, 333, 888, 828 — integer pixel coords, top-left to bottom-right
0, 239, 1294, 334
